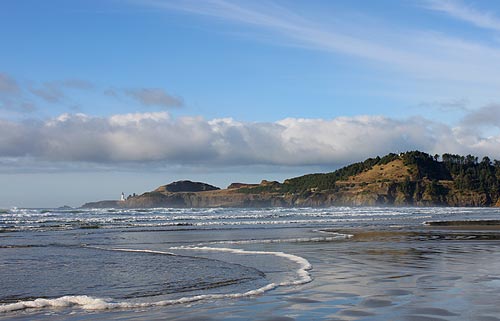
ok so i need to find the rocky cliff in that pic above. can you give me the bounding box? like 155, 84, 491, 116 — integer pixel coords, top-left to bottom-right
82, 151, 500, 208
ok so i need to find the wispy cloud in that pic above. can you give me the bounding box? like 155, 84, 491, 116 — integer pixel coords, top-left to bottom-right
29, 79, 95, 104
0, 73, 20, 95
61, 79, 95, 90
0, 72, 35, 113
418, 98, 470, 112
423, 0, 500, 32
138, 0, 500, 99
104, 87, 184, 108
143, 0, 420, 67
125, 88, 183, 108
1, 73, 184, 114
29, 82, 66, 103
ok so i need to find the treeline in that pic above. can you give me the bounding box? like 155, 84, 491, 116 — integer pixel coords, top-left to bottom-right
400, 151, 500, 195
442, 153, 500, 196
400, 151, 451, 180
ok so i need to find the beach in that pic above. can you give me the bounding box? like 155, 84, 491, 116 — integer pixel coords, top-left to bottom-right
2, 207, 500, 320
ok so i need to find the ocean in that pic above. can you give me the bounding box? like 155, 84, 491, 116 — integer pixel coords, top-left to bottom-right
2, 206, 500, 320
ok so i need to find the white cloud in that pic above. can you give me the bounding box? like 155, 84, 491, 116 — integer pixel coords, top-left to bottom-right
0, 111, 499, 170
109, 111, 170, 126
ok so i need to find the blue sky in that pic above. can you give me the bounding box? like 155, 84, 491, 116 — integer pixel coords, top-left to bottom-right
2, 0, 500, 207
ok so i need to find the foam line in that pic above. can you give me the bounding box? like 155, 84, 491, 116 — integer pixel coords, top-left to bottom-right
314, 230, 354, 238
83, 245, 178, 256
170, 246, 313, 286
97, 247, 177, 256
200, 233, 351, 246
100, 245, 314, 286
0, 283, 278, 312
0, 296, 111, 313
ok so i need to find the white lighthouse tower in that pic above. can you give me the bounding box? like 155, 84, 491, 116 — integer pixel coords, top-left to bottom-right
120, 192, 125, 201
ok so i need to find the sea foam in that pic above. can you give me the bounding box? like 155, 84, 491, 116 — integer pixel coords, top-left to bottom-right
0, 283, 279, 312
169, 245, 313, 286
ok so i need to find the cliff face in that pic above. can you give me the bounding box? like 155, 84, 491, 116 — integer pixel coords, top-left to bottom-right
82, 152, 500, 208
81, 180, 496, 208
107, 190, 288, 208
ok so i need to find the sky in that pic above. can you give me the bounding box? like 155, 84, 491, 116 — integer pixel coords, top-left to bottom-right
2, 0, 500, 207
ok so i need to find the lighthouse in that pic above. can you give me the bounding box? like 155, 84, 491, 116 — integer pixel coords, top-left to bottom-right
120, 192, 125, 201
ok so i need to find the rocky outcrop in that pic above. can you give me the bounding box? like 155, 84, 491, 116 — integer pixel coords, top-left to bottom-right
155, 180, 220, 193
118, 190, 289, 208
227, 183, 259, 189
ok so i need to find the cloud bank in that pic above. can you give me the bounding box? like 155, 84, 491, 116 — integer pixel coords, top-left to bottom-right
1, 109, 499, 171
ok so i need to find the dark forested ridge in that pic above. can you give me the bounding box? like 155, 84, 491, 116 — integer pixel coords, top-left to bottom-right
83, 151, 500, 208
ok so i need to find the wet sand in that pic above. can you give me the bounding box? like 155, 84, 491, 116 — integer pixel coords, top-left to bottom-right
272, 227, 500, 321
425, 220, 500, 232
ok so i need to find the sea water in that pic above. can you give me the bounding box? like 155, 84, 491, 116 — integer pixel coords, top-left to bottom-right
1, 207, 500, 320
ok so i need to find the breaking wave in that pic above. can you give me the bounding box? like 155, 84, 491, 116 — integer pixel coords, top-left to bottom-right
0, 284, 278, 313
3, 206, 488, 232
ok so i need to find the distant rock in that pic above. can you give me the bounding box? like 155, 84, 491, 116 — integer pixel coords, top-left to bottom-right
155, 180, 220, 193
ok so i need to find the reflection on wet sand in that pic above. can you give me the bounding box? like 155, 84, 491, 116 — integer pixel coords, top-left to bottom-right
300, 226, 500, 320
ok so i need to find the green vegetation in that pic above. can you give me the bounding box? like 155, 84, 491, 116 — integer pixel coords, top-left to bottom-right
238, 151, 500, 205
239, 153, 401, 194
280, 153, 401, 193
442, 153, 500, 200
400, 151, 451, 180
